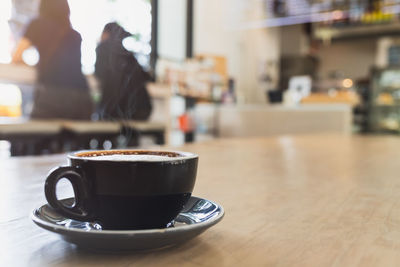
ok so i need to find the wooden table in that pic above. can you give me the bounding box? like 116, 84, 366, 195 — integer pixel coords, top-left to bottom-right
2, 135, 400, 266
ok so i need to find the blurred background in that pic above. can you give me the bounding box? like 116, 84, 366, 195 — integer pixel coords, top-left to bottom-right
2, 0, 400, 156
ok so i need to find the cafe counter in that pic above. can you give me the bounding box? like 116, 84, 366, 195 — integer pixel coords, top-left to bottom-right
217, 104, 352, 137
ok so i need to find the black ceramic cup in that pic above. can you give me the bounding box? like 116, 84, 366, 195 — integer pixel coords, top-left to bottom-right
44, 149, 198, 230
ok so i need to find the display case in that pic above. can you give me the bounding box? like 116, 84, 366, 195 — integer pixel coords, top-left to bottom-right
369, 67, 400, 133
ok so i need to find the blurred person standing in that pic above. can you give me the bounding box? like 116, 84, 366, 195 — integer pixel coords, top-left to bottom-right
94, 22, 152, 121
12, 0, 93, 120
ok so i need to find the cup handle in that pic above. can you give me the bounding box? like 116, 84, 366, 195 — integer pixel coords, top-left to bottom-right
44, 166, 91, 221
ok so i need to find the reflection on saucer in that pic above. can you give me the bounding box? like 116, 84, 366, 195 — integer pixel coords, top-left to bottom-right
32, 196, 224, 252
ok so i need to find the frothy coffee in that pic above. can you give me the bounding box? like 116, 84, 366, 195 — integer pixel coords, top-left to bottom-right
74, 150, 189, 162
81, 154, 176, 162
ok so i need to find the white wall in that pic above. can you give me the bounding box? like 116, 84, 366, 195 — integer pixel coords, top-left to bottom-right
193, 0, 280, 104
157, 0, 187, 62
193, 0, 239, 86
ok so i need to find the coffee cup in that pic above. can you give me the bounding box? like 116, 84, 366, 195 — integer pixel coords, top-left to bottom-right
44, 149, 198, 230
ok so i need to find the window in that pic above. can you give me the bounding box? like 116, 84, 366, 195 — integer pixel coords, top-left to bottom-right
0, 0, 152, 73
0, 0, 13, 64
68, 0, 152, 74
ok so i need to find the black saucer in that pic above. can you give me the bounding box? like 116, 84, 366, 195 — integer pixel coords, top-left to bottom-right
31, 196, 224, 251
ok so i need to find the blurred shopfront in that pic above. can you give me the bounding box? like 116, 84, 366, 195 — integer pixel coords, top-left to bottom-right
192, 0, 400, 135
3, 0, 400, 157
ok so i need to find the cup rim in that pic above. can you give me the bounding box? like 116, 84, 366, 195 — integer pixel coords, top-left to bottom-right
68, 149, 198, 162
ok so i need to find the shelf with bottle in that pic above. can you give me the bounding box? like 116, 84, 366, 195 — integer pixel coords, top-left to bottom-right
314, 21, 400, 41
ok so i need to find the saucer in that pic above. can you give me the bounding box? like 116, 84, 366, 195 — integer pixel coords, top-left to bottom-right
31, 196, 224, 252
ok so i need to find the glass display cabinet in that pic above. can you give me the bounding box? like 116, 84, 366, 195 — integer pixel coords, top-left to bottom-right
369, 67, 400, 133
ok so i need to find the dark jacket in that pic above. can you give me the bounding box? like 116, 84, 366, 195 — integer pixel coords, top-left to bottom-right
95, 39, 152, 121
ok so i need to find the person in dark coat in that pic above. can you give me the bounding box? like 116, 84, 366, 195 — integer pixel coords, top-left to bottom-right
94, 22, 152, 121
12, 0, 93, 120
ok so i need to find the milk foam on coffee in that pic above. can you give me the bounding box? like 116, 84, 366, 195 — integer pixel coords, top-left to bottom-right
74, 150, 196, 162
81, 154, 182, 162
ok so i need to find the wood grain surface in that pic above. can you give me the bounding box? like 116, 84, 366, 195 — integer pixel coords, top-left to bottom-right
2, 135, 400, 266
